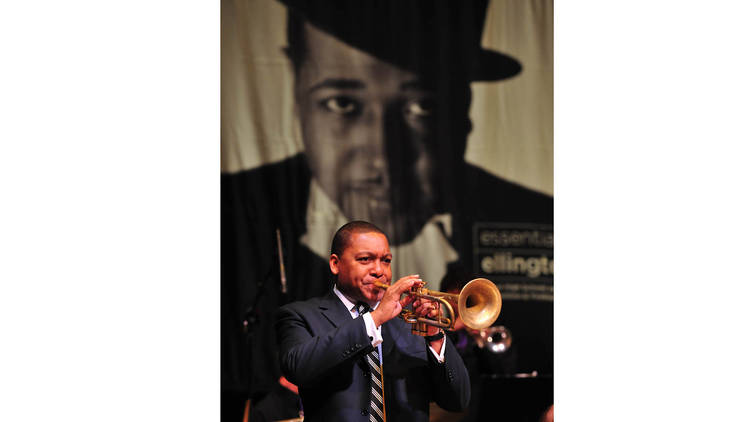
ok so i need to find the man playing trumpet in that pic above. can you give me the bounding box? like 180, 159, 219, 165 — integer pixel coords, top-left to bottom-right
276, 221, 471, 421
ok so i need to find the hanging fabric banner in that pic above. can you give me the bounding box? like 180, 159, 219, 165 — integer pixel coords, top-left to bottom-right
221, 0, 554, 409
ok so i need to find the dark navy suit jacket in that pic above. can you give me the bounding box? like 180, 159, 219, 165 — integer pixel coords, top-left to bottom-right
276, 289, 471, 422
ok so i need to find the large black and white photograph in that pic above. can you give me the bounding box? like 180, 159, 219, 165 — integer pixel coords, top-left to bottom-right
222, 1, 553, 420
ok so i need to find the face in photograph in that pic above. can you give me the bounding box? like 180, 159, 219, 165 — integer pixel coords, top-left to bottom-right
293, 22, 450, 244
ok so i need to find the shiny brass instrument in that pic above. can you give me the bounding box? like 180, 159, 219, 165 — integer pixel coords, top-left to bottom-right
374, 278, 502, 336
472, 325, 513, 354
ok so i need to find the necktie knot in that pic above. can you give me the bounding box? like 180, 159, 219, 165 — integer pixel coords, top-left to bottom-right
356, 302, 370, 315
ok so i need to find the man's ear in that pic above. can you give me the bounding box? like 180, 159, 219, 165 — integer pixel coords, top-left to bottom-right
329, 254, 340, 275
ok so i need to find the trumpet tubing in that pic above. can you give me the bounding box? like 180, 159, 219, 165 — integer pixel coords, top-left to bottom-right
373, 278, 502, 334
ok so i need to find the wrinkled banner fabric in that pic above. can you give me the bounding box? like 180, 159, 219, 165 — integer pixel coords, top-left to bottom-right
221, 0, 553, 410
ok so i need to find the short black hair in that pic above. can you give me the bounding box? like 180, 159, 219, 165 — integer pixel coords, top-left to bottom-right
331, 221, 387, 257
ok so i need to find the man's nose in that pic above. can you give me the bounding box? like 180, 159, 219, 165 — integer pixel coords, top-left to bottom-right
371, 260, 384, 277
362, 106, 389, 164
373, 103, 421, 169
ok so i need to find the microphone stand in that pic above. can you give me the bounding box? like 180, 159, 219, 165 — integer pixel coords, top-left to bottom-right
243, 228, 290, 407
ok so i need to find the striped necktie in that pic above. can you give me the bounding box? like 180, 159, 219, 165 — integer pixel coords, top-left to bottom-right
356, 302, 386, 422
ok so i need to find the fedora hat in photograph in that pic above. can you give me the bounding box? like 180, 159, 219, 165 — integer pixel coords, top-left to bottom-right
278, 0, 522, 82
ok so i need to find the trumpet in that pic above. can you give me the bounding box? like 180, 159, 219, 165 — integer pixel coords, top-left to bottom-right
373, 278, 502, 336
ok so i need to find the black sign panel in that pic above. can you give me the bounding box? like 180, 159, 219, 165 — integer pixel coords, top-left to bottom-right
473, 223, 553, 302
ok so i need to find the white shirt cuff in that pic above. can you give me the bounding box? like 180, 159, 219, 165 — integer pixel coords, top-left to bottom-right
428, 335, 446, 363
362, 312, 383, 347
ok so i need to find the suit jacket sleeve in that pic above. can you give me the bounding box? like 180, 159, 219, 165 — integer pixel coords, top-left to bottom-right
425, 334, 471, 411
276, 301, 373, 387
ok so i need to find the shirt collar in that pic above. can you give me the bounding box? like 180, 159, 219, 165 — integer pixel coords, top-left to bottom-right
333, 283, 379, 314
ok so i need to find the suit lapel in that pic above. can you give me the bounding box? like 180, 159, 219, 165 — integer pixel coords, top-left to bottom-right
318, 289, 351, 328
318, 290, 420, 359
382, 321, 396, 358
384, 318, 429, 360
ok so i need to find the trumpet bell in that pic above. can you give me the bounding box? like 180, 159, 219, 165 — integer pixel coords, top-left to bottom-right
481, 325, 513, 354
458, 278, 502, 330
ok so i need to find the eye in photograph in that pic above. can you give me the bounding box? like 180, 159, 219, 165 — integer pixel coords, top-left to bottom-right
320, 96, 361, 116
404, 98, 435, 118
